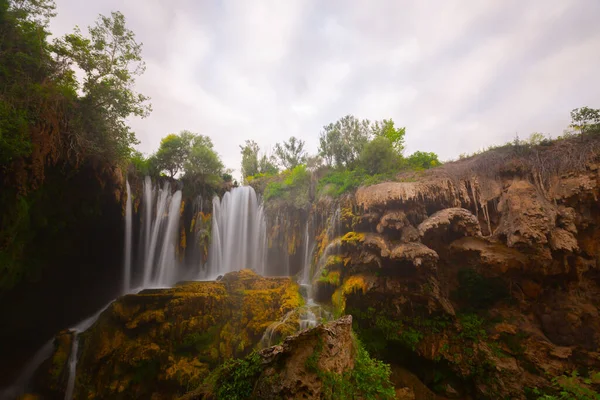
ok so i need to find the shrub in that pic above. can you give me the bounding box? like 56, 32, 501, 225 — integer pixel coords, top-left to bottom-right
359, 136, 399, 175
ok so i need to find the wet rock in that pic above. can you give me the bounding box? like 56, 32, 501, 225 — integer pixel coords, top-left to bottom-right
253, 315, 355, 399
34, 270, 302, 400
418, 207, 482, 246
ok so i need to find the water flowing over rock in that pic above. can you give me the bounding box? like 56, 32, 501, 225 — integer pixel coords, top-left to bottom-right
207, 186, 267, 278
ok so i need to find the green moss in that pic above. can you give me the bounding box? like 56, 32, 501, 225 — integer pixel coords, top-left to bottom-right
318, 269, 341, 287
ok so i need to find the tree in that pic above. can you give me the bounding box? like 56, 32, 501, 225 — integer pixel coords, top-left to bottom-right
183, 135, 224, 196
570, 107, 600, 138
406, 151, 440, 170
240, 140, 259, 180
359, 136, 398, 175
372, 119, 406, 154
154, 132, 193, 178
319, 115, 372, 168
258, 153, 278, 175
53, 11, 151, 160
274, 136, 307, 170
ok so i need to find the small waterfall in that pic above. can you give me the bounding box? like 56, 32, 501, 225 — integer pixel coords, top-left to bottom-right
63, 301, 113, 400
299, 308, 317, 330
260, 310, 294, 347
207, 186, 267, 277
123, 180, 133, 293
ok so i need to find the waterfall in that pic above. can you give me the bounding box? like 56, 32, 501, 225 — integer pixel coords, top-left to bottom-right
123, 180, 133, 293
207, 186, 267, 277
139, 181, 183, 288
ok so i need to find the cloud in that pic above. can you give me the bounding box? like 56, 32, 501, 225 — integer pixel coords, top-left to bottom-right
50, 0, 600, 176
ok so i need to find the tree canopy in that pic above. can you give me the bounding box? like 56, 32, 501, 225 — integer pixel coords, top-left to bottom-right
274, 136, 307, 170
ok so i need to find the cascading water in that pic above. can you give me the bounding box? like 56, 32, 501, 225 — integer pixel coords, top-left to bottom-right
135, 180, 183, 288
207, 186, 267, 278
122, 180, 133, 293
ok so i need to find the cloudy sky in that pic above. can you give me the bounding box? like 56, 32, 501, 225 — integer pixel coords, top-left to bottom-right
50, 0, 600, 177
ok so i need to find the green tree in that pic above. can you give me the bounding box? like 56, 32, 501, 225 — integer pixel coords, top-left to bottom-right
570, 107, 600, 138
359, 136, 398, 175
53, 11, 151, 161
406, 151, 440, 170
240, 140, 278, 183
154, 132, 194, 178
372, 119, 406, 154
319, 115, 372, 168
240, 140, 260, 180
183, 135, 224, 196
258, 153, 278, 175
274, 136, 307, 170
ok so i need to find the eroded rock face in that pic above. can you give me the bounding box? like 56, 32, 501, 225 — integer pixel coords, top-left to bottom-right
32, 270, 302, 400
253, 315, 355, 399
313, 161, 600, 399
418, 207, 482, 246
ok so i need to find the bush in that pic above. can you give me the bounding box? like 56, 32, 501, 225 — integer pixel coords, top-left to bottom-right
263, 164, 311, 208
405, 151, 441, 170
318, 168, 393, 197
358, 136, 399, 175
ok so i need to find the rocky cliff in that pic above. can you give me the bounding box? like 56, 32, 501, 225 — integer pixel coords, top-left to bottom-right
308, 142, 600, 398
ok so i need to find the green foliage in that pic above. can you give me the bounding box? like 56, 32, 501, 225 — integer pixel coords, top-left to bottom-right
406, 151, 441, 170
307, 336, 395, 400
211, 352, 262, 400
372, 118, 406, 154
153, 132, 193, 177
359, 136, 399, 175
274, 136, 307, 170
453, 268, 509, 310
318, 168, 393, 197
533, 370, 600, 400
319, 115, 371, 168
570, 107, 600, 137
457, 313, 487, 342
263, 164, 310, 208
53, 10, 151, 161
183, 135, 225, 196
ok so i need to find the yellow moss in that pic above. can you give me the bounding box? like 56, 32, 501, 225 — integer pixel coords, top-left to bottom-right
165, 357, 209, 387
332, 275, 369, 314
179, 199, 185, 216
280, 282, 304, 313
341, 231, 365, 245
324, 255, 344, 270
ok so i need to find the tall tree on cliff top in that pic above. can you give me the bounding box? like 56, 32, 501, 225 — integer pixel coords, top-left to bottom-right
274, 136, 307, 170
154, 131, 195, 178
53, 11, 151, 161
319, 115, 371, 168
372, 119, 406, 154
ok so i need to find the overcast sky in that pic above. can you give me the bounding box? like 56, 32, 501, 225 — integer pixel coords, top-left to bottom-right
50, 0, 600, 177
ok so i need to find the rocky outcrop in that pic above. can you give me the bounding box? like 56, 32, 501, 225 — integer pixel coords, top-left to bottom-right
312, 155, 600, 399
253, 315, 355, 399
31, 270, 302, 399
189, 315, 396, 400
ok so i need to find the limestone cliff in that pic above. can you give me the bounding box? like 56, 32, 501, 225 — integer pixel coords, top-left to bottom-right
310, 145, 600, 398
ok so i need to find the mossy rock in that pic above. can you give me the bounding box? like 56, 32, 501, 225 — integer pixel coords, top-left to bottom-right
35, 270, 301, 399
